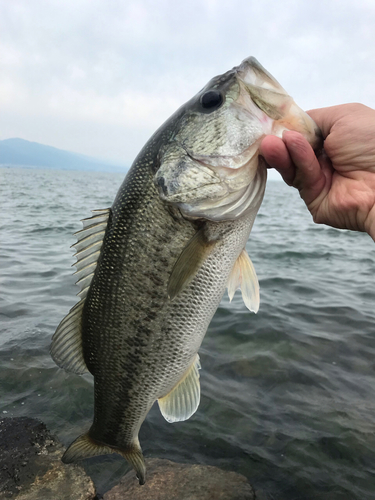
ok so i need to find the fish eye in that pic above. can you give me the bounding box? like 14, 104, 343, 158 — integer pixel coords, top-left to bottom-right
200, 90, 224, 111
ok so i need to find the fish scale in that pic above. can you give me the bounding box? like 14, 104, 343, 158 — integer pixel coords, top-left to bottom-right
83, 130, 199, 450
51, 56, 321, 484
85, 169, 258, 469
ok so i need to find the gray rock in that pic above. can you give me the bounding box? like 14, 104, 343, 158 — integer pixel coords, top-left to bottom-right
0, 417, 96, 500
103, 458, 255, 500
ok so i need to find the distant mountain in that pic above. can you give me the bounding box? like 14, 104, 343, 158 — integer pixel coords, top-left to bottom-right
0, 138, 128, 173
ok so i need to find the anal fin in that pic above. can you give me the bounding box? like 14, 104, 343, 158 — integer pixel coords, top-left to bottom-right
158, 354, 201, 423
227, 248, 260, 313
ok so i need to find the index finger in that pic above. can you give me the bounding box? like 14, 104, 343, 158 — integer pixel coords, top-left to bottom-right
282, 131, 328, 206
260, 135, 296, 185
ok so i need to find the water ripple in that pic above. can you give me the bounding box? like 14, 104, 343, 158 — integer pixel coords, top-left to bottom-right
1, 170, 375, 499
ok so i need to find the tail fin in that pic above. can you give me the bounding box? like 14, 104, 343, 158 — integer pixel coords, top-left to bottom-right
62, 432, 146, 485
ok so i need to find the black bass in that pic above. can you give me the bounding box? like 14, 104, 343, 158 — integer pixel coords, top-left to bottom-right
51, 57, 320, 484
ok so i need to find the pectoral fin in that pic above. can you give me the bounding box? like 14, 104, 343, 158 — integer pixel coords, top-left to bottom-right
227, 249, 259, 313
168, 229, 216, 300
158, 354, 201, 423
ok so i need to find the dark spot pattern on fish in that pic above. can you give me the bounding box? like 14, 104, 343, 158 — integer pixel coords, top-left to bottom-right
54, 56, 320, 483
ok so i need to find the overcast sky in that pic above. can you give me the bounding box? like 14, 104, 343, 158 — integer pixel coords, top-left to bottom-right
1, 0, 375, 176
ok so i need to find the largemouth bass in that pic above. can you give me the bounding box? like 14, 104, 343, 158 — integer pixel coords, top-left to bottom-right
51, 57, 320, 484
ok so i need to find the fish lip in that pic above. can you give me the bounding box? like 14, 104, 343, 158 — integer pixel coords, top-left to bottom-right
158, 181, 226, 204
173, 143, 226, 177
178, 140, 260, 171
176, 142, 228, 171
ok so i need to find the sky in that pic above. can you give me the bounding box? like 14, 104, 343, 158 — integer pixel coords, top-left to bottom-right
1, 0, 375, 179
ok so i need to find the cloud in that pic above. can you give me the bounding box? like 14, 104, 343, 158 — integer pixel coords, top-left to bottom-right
1, 0, 375, 165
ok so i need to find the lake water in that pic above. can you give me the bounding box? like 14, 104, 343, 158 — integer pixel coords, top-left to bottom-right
1, 167, 375, 499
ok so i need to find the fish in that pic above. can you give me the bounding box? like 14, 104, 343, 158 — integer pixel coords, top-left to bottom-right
51, 56, 321, 485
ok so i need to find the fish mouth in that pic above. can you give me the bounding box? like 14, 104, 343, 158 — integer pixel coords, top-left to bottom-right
236, 56, 290, 95
181, 140, 259, 172
235, 57, 322, 150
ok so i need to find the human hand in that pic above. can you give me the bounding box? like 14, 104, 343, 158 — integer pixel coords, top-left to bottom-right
260, 104, 375, 240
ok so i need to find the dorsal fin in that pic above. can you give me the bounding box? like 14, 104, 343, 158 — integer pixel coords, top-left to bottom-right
50, 208, 110, 374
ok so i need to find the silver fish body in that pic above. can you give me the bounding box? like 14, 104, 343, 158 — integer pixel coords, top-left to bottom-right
51, 57, 321, 484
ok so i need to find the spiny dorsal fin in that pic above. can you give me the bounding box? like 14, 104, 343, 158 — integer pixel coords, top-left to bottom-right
227, 248, 259, 313
62, 432, 146, 485
168, 229, 217, 300
50, 208, 110, 374
158, 354, 201, 423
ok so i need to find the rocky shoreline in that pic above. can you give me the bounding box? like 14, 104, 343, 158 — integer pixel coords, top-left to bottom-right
0, 417, 255, 499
